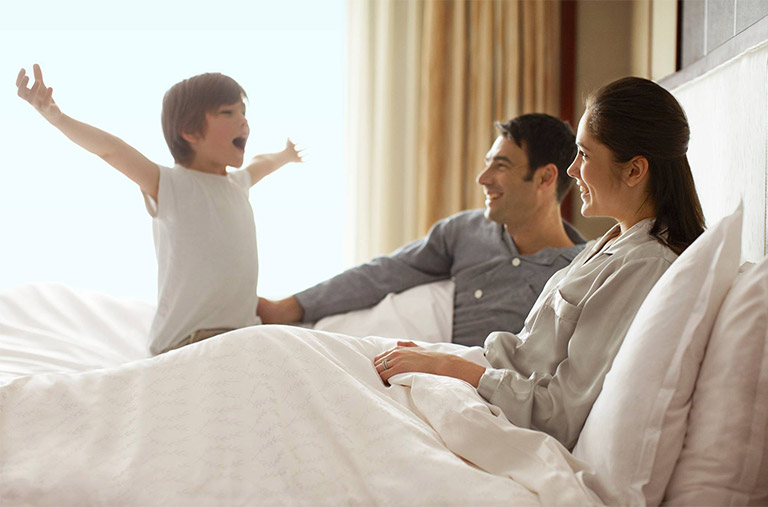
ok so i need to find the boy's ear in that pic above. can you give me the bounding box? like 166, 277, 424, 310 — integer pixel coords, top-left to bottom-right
180, 130, 200, 144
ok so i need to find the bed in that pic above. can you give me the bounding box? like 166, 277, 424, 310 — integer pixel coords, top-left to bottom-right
0, 283, 602, 505
1, 203, 767, 506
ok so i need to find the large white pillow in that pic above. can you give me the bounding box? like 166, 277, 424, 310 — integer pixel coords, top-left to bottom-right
313, 280, 454, 342
663, 258, 768, 505
572, 204, 743, 506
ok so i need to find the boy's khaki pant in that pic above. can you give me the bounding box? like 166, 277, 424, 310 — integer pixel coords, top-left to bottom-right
161, 328, 235, 354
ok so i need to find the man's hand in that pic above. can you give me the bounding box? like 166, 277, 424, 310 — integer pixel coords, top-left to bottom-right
16, 64, 63, 125
257, 296, 304, 324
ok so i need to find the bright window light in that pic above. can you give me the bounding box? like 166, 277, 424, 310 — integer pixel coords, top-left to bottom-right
0, 0, 346, 301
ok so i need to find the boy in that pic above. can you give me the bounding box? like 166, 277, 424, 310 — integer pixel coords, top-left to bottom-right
16, 64, 302, 354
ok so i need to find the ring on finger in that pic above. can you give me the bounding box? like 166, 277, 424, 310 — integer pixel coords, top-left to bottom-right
383, 358, 390, 370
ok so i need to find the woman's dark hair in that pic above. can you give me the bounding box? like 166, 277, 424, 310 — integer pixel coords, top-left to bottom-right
586, 77, 705, 254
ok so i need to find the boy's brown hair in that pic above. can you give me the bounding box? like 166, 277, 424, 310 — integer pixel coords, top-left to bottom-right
161, 73, 247, 166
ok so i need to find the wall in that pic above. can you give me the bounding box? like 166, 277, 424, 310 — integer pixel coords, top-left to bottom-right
571, 0, 768, 257
568, 0, 756, 244
571, 0, 632, 239
667, 1, 768, 259
570, 0, 664, 239
669, 43, 768, 260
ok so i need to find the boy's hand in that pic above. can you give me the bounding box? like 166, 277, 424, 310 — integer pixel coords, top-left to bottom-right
16, 63, 160, 200
245, 139, 304, 186
282, 138, 304, 164
16, 64, 63, 125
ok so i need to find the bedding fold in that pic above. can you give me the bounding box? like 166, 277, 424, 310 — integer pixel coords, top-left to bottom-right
1, 325, 601, 505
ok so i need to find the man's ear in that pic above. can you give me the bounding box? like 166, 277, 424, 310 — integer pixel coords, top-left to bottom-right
536, 163, 558, 193
624, 155, 649, 188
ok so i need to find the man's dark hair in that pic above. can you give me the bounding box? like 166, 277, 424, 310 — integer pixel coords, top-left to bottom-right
496, 113, 577, 203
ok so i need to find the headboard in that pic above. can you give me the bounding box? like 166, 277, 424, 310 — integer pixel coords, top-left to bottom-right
668, 41, 768, 262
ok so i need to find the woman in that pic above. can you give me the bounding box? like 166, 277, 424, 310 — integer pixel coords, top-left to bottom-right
373, 77, 705, 450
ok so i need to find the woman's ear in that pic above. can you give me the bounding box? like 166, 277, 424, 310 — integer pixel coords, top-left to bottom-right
624, 155, 649, 187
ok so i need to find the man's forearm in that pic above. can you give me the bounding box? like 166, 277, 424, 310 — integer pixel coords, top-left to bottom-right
295, 257, 447, 322
293, 216, 455, 322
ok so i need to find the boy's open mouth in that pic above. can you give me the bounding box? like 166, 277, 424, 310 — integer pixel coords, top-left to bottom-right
232, 136, 247, 150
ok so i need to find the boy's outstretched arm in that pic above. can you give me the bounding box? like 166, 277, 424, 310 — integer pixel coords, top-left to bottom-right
244, 138, 303, 187
16, 64, 160, 201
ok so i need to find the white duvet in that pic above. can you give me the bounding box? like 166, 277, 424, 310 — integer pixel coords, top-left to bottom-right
0, 284, 603, 505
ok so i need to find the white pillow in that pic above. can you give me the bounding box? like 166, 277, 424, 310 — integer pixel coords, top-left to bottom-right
313, 280, 454, 342
572, 204, 743, 506
663, 259, 768, 505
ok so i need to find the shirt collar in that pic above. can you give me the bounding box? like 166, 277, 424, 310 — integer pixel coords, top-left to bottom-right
525, 244, 586, 266
590, 218, 657, 258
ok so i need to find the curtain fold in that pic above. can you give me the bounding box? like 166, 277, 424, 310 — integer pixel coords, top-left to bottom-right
346, 0, 561, 265
344, 0, 423, 265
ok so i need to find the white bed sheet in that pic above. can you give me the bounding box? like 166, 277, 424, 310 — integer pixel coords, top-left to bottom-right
0, 280, 453, 385
0, 283, 604, 505
0, 283, 152, 384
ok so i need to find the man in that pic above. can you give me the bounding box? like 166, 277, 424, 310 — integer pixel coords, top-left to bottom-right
258, 113, 586, 347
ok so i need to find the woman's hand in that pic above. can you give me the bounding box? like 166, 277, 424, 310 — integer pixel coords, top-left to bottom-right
373, 341, 486, 387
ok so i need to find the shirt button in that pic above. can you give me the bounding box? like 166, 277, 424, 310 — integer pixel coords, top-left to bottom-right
474, 289, 483, 299
512, 258, 521, 267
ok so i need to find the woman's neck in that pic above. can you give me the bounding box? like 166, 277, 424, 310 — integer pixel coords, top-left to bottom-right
617, 198, 656, 234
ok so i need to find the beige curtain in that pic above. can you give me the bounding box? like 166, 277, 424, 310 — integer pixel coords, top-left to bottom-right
345, 0, 424, 266
345, 0, 561, 265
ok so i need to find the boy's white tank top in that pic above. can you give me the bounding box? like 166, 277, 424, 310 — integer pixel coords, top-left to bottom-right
143, 164, 260, 354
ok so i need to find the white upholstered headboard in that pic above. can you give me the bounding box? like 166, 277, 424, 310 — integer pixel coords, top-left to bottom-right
669, 42, 768, 262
